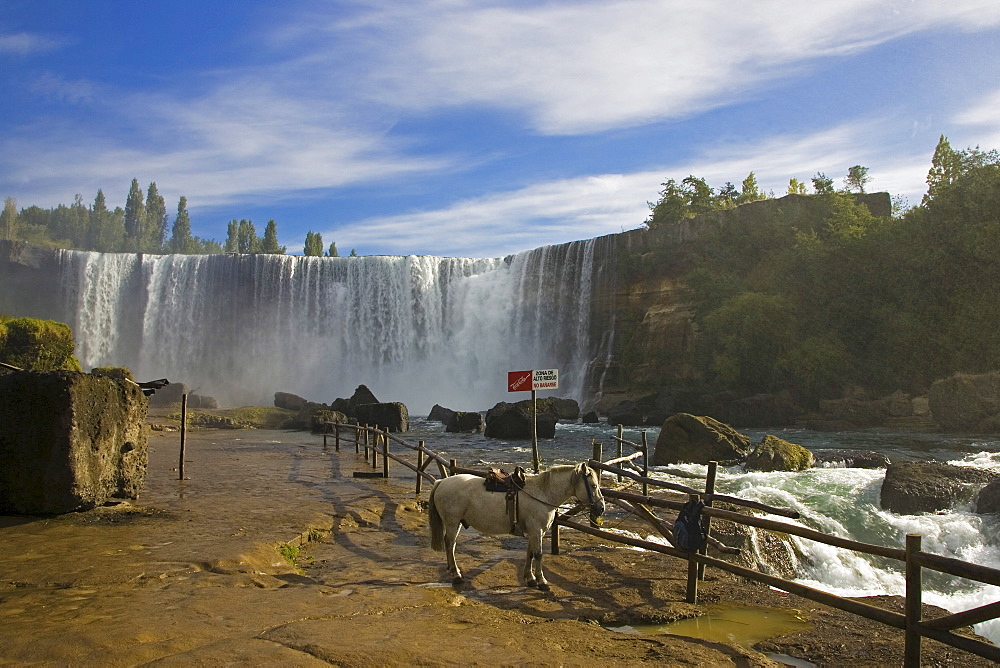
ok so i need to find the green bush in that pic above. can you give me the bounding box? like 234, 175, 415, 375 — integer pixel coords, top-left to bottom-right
0, 315, 82, 371
91, 366, 134, 382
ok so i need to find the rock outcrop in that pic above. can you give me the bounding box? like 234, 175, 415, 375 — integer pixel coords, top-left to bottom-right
551, 398, 580, 420
0, 370, 148, 514
975, 479, 1000, 514
428, 404, 456, 424
745, 434, 815, 472
355, 402, 409, 433
274, 391, 309, 411
446, 411, 484, 433
652, 413, 751, 465
928, 372, 1000, 432
879, 461, 998, 514
484, 399, 559, 439
813, 450, 891, 469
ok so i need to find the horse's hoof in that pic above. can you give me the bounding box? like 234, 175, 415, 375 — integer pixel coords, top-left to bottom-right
452, 576, 465, 586
525, 580, 537, 588
537, 582, 551, 592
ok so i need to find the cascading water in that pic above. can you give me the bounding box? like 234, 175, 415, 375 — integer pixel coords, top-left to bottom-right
57, 236, 616, 412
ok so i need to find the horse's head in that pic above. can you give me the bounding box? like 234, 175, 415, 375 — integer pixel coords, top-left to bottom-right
574, 462, 605, 524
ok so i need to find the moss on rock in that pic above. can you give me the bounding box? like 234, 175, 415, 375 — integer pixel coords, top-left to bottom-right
746, 434, 815, 472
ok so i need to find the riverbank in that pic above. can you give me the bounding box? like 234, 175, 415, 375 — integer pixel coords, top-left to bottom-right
0, 427, 991, 666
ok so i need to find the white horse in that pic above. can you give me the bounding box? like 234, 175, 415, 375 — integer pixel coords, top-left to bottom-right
428, 462, 605, 590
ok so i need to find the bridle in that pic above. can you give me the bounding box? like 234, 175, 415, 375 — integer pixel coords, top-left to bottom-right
575, 464, 604, 522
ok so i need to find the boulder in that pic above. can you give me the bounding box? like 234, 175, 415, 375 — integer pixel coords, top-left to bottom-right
312, 410, 348, 433
428, 404, 456, 424
745, 434, 815, 472
447, 411, 484, 433
928, 372, 1000, 432
330, 384, 381, 419
551, 398, 580, 420
355, 402, 409, 433
0, 370, 148, 514
652, 413, 751, 466
813, 450, 891, 469
581, 411, 600, 424
975, 479, 1000, 514
274, 391, 308, 411
188, 394, 217, 410
484, 399, 559, 439
884, 390, 913, 418
880, 461, 998, 514
149, 381, 188, 408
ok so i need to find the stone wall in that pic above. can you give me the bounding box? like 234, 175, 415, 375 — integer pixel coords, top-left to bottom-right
0, 370, 149, 514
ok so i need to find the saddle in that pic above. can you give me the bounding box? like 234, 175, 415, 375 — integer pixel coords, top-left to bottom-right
484, 466, 526, 493
483, 466, 526, 536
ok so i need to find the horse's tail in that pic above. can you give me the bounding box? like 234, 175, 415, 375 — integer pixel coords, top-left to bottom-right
428, 480, 445, 552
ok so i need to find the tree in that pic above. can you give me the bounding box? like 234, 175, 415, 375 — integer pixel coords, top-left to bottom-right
1, 197, 16, 241
260, 219, 286, 254
237, 219, 259, 253
682, 175, 714, 215
143, 182, 168, 253
844, 165, 872, 193
327, 241, 339, 257
716, 182, 739, 209
645, 179, 687, 227
169, 196, 193, 253
349, 248, 358, 257
737, 172, 764, 204
811, 172, 834, 195
225, 220, 239, 252
787, 178, 808, 195
303, 231, 324, 256
123, 178, 144, 252
89, 189, 123, 252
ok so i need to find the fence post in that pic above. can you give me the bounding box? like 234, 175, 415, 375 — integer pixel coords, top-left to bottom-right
382, 432, 389, 478
416, 443, 424, 495
335, 423, 341, 452
179, 393, 188, 480
450, 458, 458, 477
355, 425, 360, 453
323, 422, 328, 449
641, 430, 649, 497
552, 521, 561, 555
698, 461, 717, 581
905, 533, 923, 667
685, 493, 700, 604
616, 425, 624, 482
372, 430, 379, 469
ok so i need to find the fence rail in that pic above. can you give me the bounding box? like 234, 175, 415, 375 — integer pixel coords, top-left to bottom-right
320, 421, 1000, 666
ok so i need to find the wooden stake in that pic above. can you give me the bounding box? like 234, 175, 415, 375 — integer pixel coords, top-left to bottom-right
179, 393, 187, 480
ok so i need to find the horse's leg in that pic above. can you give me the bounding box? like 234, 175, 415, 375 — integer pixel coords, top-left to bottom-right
445, 522, 464, 584
522, 529, 548, 590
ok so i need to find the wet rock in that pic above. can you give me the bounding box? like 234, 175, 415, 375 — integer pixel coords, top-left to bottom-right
880, 461, 998, 514
0, 370, 148, 514
149, 381, 188, 407
813, 450, 891, 469
484, 399, 559, 439
745, 434, 815, 472
446, 411, 484, 433
652, 413, 751, 465
355, 402, 409, 433
274, 391, 308, 411
188, 394, 217, 409
551, 397, 580, 420
975, 479, 1000, 514
428, 404, 456, 424
581, 411, 600, 424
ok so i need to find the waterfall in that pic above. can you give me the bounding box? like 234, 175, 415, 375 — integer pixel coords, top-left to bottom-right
58, 236, 616, 412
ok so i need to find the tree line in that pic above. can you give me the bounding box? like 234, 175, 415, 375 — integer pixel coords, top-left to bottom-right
0, 180, 355, 257
645, 165, 874, 228
630, 136, 1000, 406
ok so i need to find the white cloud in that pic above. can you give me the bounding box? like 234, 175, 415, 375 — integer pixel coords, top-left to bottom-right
330, 119, 935, 258
319, 0, 1000, 135
952, 88, 1000, 150
0, 31, 60, 55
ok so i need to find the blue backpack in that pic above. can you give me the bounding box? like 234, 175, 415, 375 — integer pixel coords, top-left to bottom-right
673, 498, 706, 551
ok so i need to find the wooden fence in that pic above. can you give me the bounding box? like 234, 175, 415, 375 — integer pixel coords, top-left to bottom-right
321, 421, 1000, 666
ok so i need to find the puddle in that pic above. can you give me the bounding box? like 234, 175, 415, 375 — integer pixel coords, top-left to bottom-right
607, 604, 812, 649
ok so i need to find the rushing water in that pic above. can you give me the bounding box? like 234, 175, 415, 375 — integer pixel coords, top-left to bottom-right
57, 238, 615, 411
404, 418, 1000, 645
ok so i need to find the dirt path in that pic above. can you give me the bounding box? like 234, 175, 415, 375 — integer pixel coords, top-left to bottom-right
0, 428, 990, 666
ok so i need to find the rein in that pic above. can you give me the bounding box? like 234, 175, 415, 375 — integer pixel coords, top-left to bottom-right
514, 465, 599, 511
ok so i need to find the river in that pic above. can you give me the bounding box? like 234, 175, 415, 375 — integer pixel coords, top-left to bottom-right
402, 418, 1000, 645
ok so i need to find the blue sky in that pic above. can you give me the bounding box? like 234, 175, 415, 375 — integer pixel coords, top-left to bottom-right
3, 1, 1000, 258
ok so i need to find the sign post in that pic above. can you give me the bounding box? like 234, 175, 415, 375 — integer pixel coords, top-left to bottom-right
507, 369, 559, 472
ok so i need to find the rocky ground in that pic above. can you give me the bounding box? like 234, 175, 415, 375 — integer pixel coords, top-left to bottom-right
0, 423, 993, 666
